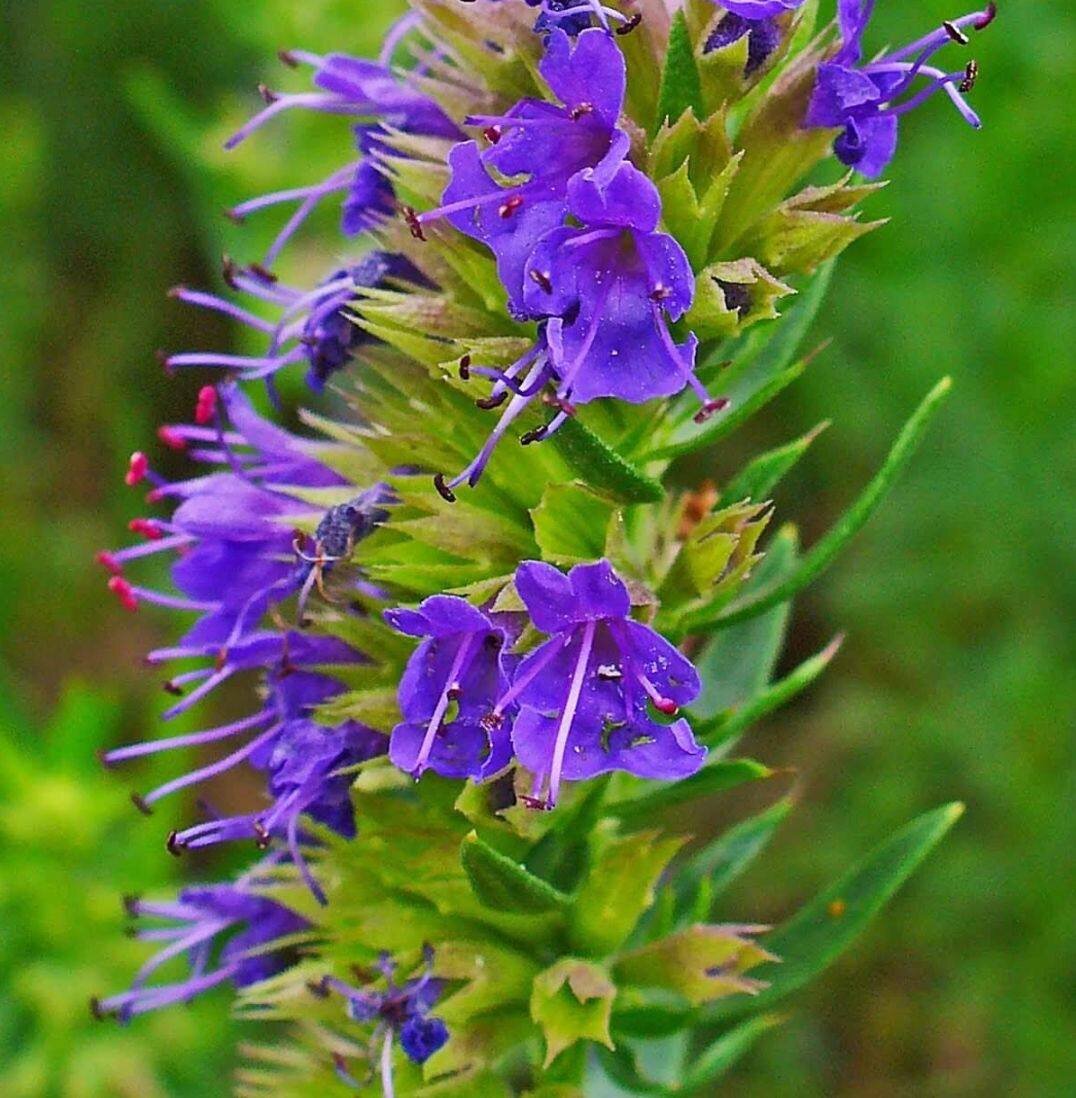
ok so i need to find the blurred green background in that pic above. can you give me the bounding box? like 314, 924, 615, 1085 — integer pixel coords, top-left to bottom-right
1, 1, 1072, 1094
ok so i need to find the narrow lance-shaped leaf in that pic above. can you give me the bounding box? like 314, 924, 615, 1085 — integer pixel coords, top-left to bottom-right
701, 802, 965, 1025
681, 1013, 785, 1090
551, 415, 665, 504
716, 420, 830, 508
687, 377, 952, 630
605, 759, 772, 822
654, 11, 703, 131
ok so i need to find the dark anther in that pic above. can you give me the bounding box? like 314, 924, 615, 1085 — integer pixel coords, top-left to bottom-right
475, 391, 508, 410
693, 397, 732, 424
122, 893, 141, 916
447, 686, 462, 701
162, 680, 183, 697
649, 284, 671, 302
458, 354, 471, 379
131, 792, 153, 817
247, 261, 278, 284
569, 102, 593, 120
433, 473, 457, 503
221, 254, 240, 289
616, 13, 642, 35
307, 977, 331, 999
519, 794, 554, 812
596, 664, 623, 681
223, 206, 245, 224
482, 125, 502, 144
974, 2, 997, 30
520, 426, 547, 446
253, 821, 272, 849
257, 83, 278, 104
166, 830, 185, 856
498, 195, 524, 219
278, 48, 299, 67
529, 268, 553, 293
943, 20, 970, 44
960, 60, 979, 93
401, 204, 426, 241
96, 748, 115, 770
89, 996, 108, 1021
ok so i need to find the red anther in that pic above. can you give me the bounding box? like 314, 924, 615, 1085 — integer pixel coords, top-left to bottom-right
145, 488, 164, 504
214, 647, 229, 671
125, 451, 149, 486
157, 425, 187, 451
498, 195, 524, 219
974, 2, 997, 30
96, 551, 122, 575
277, 48, 299, 67
653, 697, 679, 716
401, 204, 426, 240
257, 83, 278, 104
693, 397, 732, 424
129, 518, 164, 540
569, 102, 593, 120
458, 354, 471, 379
108, 575, 138, 610
223, 206, 246, 224
194, 385, 218, 425
482, 125, 502, 144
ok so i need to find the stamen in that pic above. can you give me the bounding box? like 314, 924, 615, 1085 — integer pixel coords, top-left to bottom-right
401, 204, 426, 241
108, 576, 139, 611
569, 103, 593, 121
433, 473, 457, 503
637, 673, 679, 715
130, 792, 153, 816
96, 551, 122, 575
498, 195, 524, 219
458, 354, 471, 379
974, 2, 997, 30
411, 632, 480, 776
960, 59, 979, 92
194, 385, 218, 425
616, 12, 642, 35
545, 621, 596, 809
125, 452, 149, 486
943, 20, 970, 44
693, 397, 732, 425
157, 425, 187, 451
475, 391, 508, 410
529, 268, 553, 293
482, 125, 502, 144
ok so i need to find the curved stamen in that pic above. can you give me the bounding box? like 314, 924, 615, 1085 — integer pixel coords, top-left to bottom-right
224, 93, 373, 150
411, 632, 480, 775
102, 709, 272, 765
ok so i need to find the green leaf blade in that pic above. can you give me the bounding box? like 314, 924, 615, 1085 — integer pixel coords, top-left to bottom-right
461, 831, 571, 914
654, 12, 703, 131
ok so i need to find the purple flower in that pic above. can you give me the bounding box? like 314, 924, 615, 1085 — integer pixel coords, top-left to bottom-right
385, 596, 515, 781
165, 253, 430, 389
705, 1, 806, 76
421, 28, 630, 316
805, 2, 996, 178
507, 559, 706, 808
524, 0, 641, 36
434, 163, 726, 498
225, 50, 459, 266
93, 862, 309, 1021
323, 949, 449, 1090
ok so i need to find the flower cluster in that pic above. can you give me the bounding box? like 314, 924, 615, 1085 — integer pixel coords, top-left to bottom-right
94, 2, 994, 1092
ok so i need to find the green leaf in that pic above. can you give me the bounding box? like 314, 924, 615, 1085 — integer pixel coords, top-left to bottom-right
695, 633, 844, 748
674, 797, 794, 918
532, 483, 618, 564
460, 831, 570, 914
531, 959, 616, 1067
606, 759, 772, 823
551, 416, 664, 504
614, 924, 775, 1006
569, 829, 686, 957
689, 524, 799, 719
694, 377, 953, 629
681, 1013, 785, 1089
717, 420, 829, 508
702, 802, 965, 1025
654, 12, 703, 131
